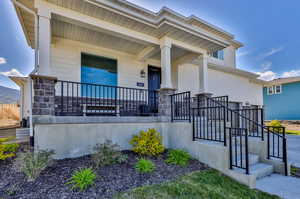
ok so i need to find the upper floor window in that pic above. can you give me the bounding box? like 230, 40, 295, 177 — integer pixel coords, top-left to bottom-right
209, 50, 224, 60
267, 85, 282, 95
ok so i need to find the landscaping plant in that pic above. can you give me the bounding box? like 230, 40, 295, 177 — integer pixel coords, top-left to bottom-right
166, 149, 191, 166
267, 120, 284, 133
135, 158, 155, 173
0, 136, 19, 161
67, 168, 96, 191
92, 140, 127, 168
129, 128, 164, 156
20, 150, 55, 181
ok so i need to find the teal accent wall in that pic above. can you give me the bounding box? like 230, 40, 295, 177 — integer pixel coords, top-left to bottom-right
263, 81, 300, 120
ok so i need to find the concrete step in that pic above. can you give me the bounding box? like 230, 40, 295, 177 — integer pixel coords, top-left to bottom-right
234, 163, 274, 180
234, 154, 260, 166
16, 128, 30, 139
250, 163, 274, 179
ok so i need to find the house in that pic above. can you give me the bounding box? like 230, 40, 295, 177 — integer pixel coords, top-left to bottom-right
11, 0, 289, 188
264, 77, 300, 120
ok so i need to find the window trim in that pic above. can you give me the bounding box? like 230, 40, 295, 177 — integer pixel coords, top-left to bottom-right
274, 85, 282, 94
267, 86, 274, 95
267, 85, 282, 95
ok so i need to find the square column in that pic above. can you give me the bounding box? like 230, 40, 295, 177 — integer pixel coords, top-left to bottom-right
198, 54, 208, 93
160, 39, 173, 89
37, 8, 51, 75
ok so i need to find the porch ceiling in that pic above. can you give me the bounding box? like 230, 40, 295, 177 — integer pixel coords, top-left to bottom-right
15, 0, 236, 51
52, 19, 148, 55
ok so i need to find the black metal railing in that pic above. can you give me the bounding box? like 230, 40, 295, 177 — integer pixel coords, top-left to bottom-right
230, 108, 264, 140
192, 106, 227, 145
171, 91, 191, 122
228, 127, 249, 174
266, 126, 288, 175
203, 96, 288, 175
55, 80, 159, 116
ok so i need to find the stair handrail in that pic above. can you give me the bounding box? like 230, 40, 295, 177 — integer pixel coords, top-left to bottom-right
201, 95, 288, 176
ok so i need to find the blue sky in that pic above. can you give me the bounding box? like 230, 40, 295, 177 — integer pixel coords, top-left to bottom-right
0, 0, 300, 89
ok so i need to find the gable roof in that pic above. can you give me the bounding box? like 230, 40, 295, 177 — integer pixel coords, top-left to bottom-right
264, 76, 300, 86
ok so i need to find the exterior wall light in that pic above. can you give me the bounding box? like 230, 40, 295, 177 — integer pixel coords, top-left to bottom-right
140, 69, 146, 78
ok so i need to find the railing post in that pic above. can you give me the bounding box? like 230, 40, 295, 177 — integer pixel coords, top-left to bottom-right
158, 88, 176, 121
261, 108, 264, 141
267, 127, 270, 159
171, 95, 174, 122
192, 109, 195, 141
223, 106, 227, 146
245, 128, 249, 175
229, 128, 233, 170
282, 127, 288, 176
188, 92, 191, 123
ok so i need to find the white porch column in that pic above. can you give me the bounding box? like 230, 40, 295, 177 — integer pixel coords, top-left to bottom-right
160, 39, 173, 89
198, 54, 209, 93
37, 8, 51, 75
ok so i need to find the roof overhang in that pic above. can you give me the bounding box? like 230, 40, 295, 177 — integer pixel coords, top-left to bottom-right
9, 76, 29, 87
14, 0, 242, 53
263, 76, 300, 86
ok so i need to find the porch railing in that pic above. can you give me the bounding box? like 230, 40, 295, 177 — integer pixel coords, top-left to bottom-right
55, 80, 159, 116
171, 91, 191, 122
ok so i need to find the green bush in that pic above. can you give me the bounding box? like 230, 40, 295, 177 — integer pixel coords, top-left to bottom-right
166, 149, 191, 166
20, 150, 55, 181
0, 137, 19, 161
267, 120, 282, 127
67, 168, 96, 191
135, 158, 155, 173
129, 129, 164, 156
92, 140, 127, 168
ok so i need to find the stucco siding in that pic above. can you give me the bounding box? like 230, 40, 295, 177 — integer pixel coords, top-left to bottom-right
264, 82, 300, 120
177, 63, 199, 95
207, 68, 263, 105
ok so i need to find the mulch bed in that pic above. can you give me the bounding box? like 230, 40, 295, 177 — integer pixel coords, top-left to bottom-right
0, 150, 208, 199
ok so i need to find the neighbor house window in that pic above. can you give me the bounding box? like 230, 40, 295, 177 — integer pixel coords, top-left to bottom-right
81, 53, 117, 97
267, 85, 282, 95
275, 85, 282, 94
210, 50, 224, 60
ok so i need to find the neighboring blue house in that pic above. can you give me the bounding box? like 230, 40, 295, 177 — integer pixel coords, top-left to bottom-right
263, 77, 300, 120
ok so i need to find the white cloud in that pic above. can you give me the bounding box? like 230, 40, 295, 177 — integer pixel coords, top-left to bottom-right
237, 51, 250, 57
0, 68, 24, 77
256, 70, 277, 81
282, 70, 300, 78
0, 57, 6, 65
261, 61, 272, 71
257, 46, 284, 60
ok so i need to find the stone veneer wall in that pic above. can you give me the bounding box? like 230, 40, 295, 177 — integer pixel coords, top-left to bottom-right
31, 75, 57, 115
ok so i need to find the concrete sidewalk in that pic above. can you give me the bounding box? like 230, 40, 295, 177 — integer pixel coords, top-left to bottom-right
256, 174, 300, 199
287, 135, 300, 168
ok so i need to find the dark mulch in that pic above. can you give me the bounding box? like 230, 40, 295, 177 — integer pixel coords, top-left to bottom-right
0, 150, 208, 199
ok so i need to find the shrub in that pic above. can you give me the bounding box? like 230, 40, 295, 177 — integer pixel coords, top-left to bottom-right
267, 120, 284, 133
92, 140, 127, 168
129, 129, 164, 156
267, 120, 282, 127
166, 149, 191, 166
0, 137, 19, 161
20, 150, 55, 181
67, 168, 96, 191
135, 158, 155, 173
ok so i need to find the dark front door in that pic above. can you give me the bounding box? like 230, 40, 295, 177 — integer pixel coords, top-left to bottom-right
148, 66, 161, 113
148, 66, 161, 91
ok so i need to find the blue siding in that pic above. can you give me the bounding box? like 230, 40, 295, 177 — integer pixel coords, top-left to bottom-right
263, 81, 300, 120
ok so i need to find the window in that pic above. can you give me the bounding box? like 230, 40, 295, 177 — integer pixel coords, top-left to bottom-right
210, 50, 224, 60
275, 85, 282, 94
81, 53, 117, 97
267, 85, 282, 95
267, 86, 273, 95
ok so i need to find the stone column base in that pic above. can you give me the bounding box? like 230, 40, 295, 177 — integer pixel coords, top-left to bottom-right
158, 88, 176, 120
